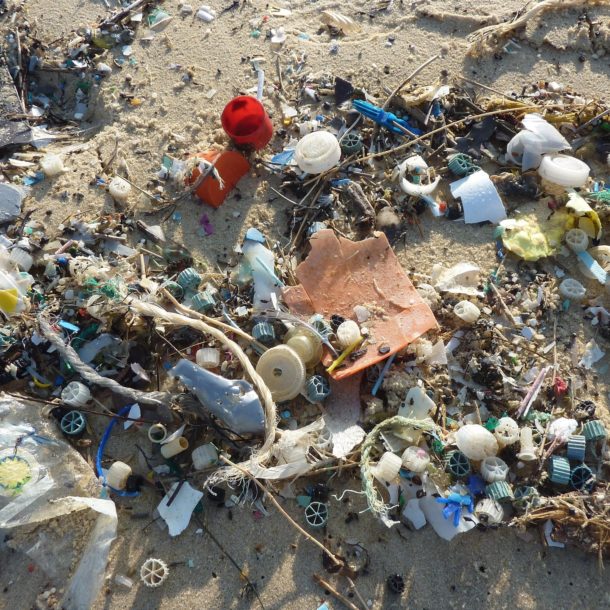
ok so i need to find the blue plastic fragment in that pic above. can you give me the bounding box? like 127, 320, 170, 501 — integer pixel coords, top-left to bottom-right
577, 251, 608, 284
330, 178, 351, 187
59, 320, 80, 333
22, 172, 44, 186
245, 227, 266, 243
270, 149, 295, 166
353, 99, 422, 136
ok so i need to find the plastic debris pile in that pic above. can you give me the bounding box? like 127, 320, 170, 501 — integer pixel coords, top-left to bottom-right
1, 0, 610, 606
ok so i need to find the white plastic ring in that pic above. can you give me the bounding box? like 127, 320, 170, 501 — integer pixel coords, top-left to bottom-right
565, 228, 589, 253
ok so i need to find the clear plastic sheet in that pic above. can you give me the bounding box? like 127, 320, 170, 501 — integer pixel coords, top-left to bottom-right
0, 395, 117, 610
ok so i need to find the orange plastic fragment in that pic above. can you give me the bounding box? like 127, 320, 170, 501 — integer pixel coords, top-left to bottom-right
283, 229, 438, 380
188, 150, 250, 208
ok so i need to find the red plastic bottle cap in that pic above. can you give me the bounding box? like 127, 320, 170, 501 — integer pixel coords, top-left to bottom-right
188, 150, 250, 208
221, 96, 273, 150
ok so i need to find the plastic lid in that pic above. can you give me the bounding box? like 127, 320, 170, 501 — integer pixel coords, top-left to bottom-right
294, 131, 341, 174
255, 345, 305, 402
538, 154, 590, 187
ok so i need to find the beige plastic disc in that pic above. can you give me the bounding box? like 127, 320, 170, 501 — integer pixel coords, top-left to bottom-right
255, 345, 305, 402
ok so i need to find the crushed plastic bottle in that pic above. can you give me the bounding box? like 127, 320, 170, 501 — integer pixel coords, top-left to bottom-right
170, 359, 265, 434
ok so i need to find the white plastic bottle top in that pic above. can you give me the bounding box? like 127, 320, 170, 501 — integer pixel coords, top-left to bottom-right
108, 176, 132, 202
61, 381, 91, 407
192, 443, 218, 470
480, 456, 509, 482
40, 153, 65, 177
196, 348, 221, 369
537, 154, 590, 187
454, 300, 480, 324
372, 452, 402, 484
401, 446, 430, 473
160, 436, 189, 458
106, 461, 132, 489
294, 131, 341, 174
494, 417, 519, 448
559, 278, 586, 300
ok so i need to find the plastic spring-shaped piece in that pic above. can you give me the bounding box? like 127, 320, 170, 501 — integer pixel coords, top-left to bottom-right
191, 290, 215, 313
304, 501, 328, 528
485, 480, 513, 502
583, 420, 607, 442
513, 486, 540, 512
480, 456, 509, 483
448, 153, 479, 176
566, 435, 586, 462
548, 455, 570, 485
570, 464, 594, 490
446, 450, 471, 478
60, 410, 87, 437
340, 131, 363, 155
252, 321, 276, 344
306, 375, 331, 402
176, 267, 201, 290
140, 558, 169, 588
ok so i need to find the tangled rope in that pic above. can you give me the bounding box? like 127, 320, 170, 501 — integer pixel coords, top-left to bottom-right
360, 415, 439, 520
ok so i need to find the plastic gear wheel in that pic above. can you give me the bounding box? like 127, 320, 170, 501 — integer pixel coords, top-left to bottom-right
140, 558, 169, 588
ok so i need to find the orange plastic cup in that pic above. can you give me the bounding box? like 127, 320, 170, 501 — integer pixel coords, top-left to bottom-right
188, 150, 250, 208
221, 96, 273, 150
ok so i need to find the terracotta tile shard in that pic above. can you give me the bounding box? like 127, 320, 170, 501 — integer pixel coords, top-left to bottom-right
283, 229, 438, 380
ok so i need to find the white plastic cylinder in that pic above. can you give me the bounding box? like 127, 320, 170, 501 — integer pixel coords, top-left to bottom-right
454, 300, 480, 324
559, 278, 586, 300
61, 381, 91, 407
480, 456, 509, 483
108, 176, 132, 202
148, 423, 167, 443
401, 446, 430, 473
196, 348, 220, 369
372, 452, 402, 484
40, 153, 64, 177
517, 427, 537, 462
565, 228, 589, 253
160, 436, 189, 458
192, 443, 218, 470
474, 498, 504, 524
537, 154, 590, 187
294, 131, 341, 174
9, 248, 33, 272
106, 461, 132, 489
494, 417, 519, 448
336, 320, 361, 349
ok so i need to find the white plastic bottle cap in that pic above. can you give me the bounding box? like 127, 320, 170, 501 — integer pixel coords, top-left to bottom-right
40, 153, 65, 177
537, 154, 590, 187
480, 456, 509, 483
61, 381, 91, 407
336, 320, 361, 349
106, 461, 132, 489
294, 131, 341, 174
453, 300, 480, 324
108, 176, 132, 202
196, 348, 221, 369
9, 248, 33, 272
565, 228, 589, 253
372, 451, 402, 483
255, 345, 305, 402
474, 498, 504, 524
401, 446, 430, 473
559, 277, 586, 300
494, 417, 519, 448
191, 443, 218, 470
